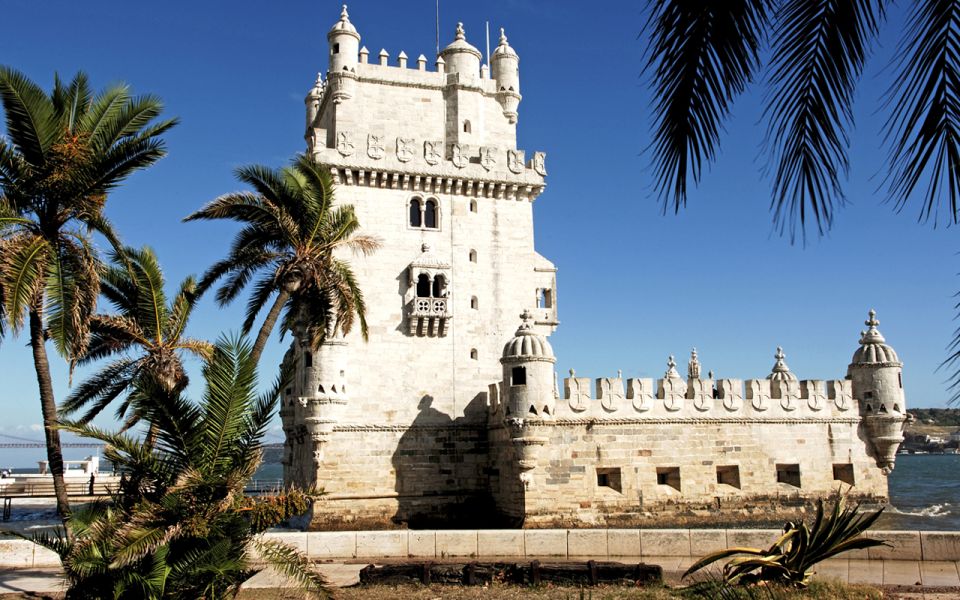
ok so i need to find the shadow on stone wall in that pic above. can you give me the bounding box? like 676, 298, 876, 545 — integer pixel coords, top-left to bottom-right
391, 394, 501, 528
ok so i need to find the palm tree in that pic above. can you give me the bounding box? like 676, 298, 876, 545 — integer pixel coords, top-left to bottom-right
60, 246, 212, 437
643, 1, 960, 393
41, 336, 328, 599
0, 68, 176, 518
185, 154, 379, 363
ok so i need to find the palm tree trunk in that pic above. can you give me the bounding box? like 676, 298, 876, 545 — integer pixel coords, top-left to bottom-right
29, 306, 71, 521
250, 289, 290, 364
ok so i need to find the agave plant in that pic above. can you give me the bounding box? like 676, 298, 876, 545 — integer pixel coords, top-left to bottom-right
34, 336, 328, 600
683, 496, 887, 588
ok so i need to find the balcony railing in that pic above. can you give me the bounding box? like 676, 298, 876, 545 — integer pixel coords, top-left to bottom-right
411, 296, 450, 318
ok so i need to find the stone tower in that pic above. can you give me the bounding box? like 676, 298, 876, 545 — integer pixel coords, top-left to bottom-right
286, 5, 556, 528
847, 310, 908, 473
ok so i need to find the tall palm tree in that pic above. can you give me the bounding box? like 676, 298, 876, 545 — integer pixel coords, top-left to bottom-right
185, 154, 379, 363
41, 337, 329, 599
0, 67, 176, 518
61, 246, 212, 435
643, 1, 960, 393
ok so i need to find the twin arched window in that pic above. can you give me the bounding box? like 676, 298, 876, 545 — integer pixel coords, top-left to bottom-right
415, 273, 446, 298
409, 197, 439, 229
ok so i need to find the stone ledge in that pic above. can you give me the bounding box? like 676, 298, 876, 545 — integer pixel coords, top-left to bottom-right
5, 529, 960, 567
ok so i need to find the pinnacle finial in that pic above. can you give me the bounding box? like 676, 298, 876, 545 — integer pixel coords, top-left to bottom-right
520, 308, 534, 324
668, 355, 676, 368
866, 309, 879, 329
499, 27, 508, 44
341, 4, 349, 19
775, 346, 784, 360
455, 22, 466, 40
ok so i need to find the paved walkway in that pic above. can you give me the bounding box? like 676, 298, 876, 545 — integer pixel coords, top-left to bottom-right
5, 558, 960, 595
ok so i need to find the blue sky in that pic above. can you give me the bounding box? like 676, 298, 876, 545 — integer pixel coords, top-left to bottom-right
0, 1, 956, 466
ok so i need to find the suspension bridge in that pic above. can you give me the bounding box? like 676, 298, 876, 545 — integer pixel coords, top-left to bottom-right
0, 432, 283, 450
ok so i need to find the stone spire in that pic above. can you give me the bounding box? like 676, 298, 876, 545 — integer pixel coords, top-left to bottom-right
687, 348, 701, 380
664, 355, 681, 379
768, 346, 798, 382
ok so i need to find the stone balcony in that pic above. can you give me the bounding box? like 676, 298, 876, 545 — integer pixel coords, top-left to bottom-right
408, 296, 451, 337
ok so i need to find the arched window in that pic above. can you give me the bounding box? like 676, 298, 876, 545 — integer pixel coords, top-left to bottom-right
469, 199, 477, 213
416, 273, 430, 297
470, 349, 478, 360
424, 199, 438, 229
463, 120, 472, 133
470, 296, 478, 309
432, 274, 445, 298
469, 249, 477, 263
409, 198, 422, 227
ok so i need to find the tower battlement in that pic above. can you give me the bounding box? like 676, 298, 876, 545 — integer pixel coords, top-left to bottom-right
307, 7, 545, 197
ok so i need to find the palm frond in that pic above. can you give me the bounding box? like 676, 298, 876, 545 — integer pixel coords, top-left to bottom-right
644, 0, 771, 213
764, 0, 885, 242
253, 539, 330, 598
0, 234, 49, 332
884, 0, 960, 225
61, 357, 140, 422
0, 66, 58, 165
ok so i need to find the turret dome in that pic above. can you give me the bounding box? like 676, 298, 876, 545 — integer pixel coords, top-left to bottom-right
502, 310, 554, 361
492, 28, 518, 58
328, 4, 359, 38
851, 309, 901, 365
767, 346, 798, 382
440, 23, 482, 60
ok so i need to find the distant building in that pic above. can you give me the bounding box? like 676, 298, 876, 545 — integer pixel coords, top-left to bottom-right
280, 6, 910, 529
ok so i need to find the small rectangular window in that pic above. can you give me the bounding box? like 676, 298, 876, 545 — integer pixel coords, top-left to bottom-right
596, 467, 622, 493
656, 467, 681, 491
716, 465, 741, 489
332, 43, 340, 54
833, 463, 855, 486
776, 463, 801, 488
511, 366, 526, 386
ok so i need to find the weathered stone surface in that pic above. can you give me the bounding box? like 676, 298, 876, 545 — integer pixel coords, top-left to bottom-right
689, 529, 727, 556
436, 530, 477, 558
869, 531, 922, 561
567, 530, 607, 557
357, 531, 407, 558
477, 529, 524, 557
524, 530, 567, 557
407, 531, 436, 558
0, 540, 34, 568
307, 531, 357, 559
641, 529, 690, 557
921, 532, 960, 561
607, 529, 641, 557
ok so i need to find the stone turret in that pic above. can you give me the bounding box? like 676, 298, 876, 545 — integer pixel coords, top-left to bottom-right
326, 5, 360, 103
439, 22, 482, 80
491, 28, 521, 123
501, 310, 555, 485
848, 309, 907, 473
304, 73, 324, 133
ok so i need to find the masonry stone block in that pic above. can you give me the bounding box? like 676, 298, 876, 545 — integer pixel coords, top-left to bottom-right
689, 529, 727, 556
725, 529, 780, 552
477, 529, 524, 557
436, 530, 477, 558
306, 531, 357, 559
357, 531, 408, 558
868, 531, 922, 561
258, 531, 308, 556
0, 540, 34, 568
407, 531, 436, 557
32, 545, 61, 567
921, 532, 960, 561
641, 529, 690, 557
524, 530, 567, 557
567, 529, 608, 557
608, 529, 641, 557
